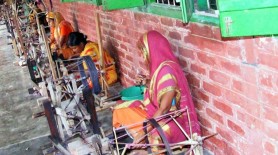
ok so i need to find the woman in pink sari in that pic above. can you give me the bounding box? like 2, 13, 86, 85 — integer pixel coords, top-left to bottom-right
113, 30, 201, 153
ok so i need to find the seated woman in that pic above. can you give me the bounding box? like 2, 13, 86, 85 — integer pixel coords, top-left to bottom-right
67, 32, 118, 86
112, 30, 201, 154
53, 12, 74, 60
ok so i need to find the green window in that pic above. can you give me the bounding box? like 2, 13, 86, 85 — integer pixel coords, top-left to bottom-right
62, 0, 278, 37
102, 0, 194, 23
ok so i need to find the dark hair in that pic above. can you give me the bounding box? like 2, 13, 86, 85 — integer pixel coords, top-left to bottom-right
67, 32, 87, 46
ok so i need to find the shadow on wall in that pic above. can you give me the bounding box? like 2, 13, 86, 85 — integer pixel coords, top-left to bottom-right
105, 38, 121, 81
71, 12, 79, 32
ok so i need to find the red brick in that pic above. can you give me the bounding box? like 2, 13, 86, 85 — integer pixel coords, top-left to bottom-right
203, 81, 222, 96
259, 70, 274, 88
202, 39, 226, 56
254, 37, 277, 55
192, 88, 210, 103
216, 127, 235, 144
240, 65, 257, 84
227, 119, 245, 136
244, 83, 259, 100
197, 52, 217, 67
190, 23, 213, 38
190, 63, 206, 75
225, 90, 245, 105
263, 106, 278, 123
175, 20, 188, 28
237, 111, 263, 130
179, 57, 189, 69
243, 39, 258, 64
146, 14, 160, 24
206, 108, 224, 124
209, 136, 225, 148
184, 35, 202, 50
209, 70, 230, 85
259, 53, 278, 70
160, 17, 174, 26
194, 99, 205, 112
179, 47, 195, 60
226, 44, 242, 60
264, 141, 276, 154
232, 79, 243, 92
169, 31, 181, 41
211, 26, 222, 41
220, 59, 241, 76
213, 99, 233, 116
120, 44, 127, 51
265, 124, 278, 141
226, 90, 260, 116
261, 91, 278, 107
223, 143, 241, 155
199, 115, 212, 129
186, 74, 200, 88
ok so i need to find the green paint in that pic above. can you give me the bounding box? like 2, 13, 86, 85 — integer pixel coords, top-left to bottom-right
61, 0, 101, 5
219, 7, 278, 37
180, 0, 194, 23
133, 2, 219, 25
198, 0, 208, 11
103, 0, 144, 11
191, 13, 219, 26
218, 0, 278, 11
143, 3, 183, 20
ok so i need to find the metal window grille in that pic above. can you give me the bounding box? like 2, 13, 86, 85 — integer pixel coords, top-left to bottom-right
156, 0, 181, 6
208, 0, 217, 10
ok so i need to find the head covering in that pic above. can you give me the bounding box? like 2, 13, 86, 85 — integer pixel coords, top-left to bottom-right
141, 30, 201, 134
141, 31, 179, 77
46, 11, 55, 19
54, 12, 65, 26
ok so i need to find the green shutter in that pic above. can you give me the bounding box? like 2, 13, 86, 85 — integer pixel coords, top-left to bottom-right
180, 0, 194, 23
197, 0, 208, 11
218, 0, 278, 11
103, 0, 146, 11
218, 0, 278, 37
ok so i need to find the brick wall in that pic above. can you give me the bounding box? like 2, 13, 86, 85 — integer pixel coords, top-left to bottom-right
43, 1, 278, 154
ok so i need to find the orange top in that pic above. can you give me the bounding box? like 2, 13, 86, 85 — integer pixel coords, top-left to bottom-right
58, 20, 74, 37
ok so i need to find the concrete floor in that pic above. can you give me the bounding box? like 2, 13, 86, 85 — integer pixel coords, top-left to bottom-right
0, 24, 50, 154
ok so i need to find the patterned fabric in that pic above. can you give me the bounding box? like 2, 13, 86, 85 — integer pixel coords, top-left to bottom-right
80, 42, 117, 85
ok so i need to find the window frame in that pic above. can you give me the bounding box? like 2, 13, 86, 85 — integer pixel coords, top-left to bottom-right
60, 0, 219, 26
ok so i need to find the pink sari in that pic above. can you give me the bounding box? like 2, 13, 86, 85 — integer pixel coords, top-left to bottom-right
113, 30, 200, 149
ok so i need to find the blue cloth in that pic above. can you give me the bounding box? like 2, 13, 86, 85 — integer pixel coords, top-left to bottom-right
172, 98, 176, 106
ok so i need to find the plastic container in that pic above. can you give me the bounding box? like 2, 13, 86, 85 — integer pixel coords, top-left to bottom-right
120, 85, 145, 101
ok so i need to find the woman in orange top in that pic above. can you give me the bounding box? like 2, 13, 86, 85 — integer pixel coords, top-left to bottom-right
67, 32, 118, 85
53, 12, 74, 59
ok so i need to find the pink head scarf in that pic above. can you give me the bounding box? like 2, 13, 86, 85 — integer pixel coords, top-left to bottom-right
141, 30, 201, 134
